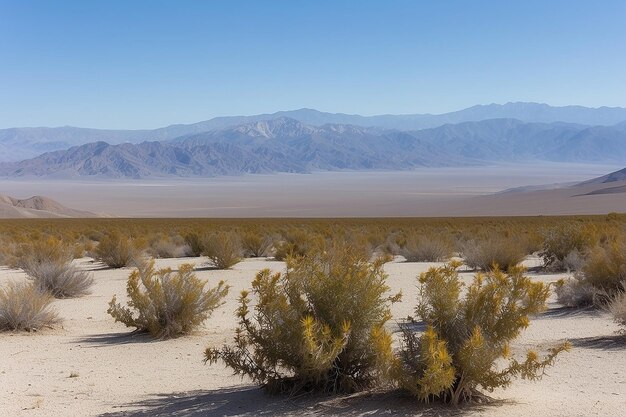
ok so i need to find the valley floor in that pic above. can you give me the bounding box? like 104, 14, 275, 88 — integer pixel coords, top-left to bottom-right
0, 163, 622, 217
1, 256, 624, 417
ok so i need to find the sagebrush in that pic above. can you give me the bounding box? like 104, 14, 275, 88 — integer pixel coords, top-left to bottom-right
108, 261, 229, 338
206, 242, 401, 394
394, 262, 569, 404
0, 281, 60, 331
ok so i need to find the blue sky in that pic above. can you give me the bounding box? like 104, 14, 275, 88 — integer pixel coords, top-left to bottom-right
1, 0, 625, 129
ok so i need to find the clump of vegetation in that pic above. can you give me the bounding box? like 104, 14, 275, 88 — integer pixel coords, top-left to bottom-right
461, 235, 526, 271
554, 274, 597, 307
148, 234, 191, 259
107, 262, 229, 338
272, 229, 320, 261
0, 281, 60, 331
400, 235, 451, 262
184, 232, 205, 257
95, 231, 137, 268
581, 241, 626, 293
24, 261, 93, 298
540, 225, 594, 270
394, 262, 569, 404
18, 239, 93, 298
206, 242, 401, 394
241, 232, 272, 258
608, 283, 626, 327
202, 232, 242, 269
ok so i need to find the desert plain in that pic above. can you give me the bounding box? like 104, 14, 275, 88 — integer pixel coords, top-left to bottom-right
1, 253, 624, 417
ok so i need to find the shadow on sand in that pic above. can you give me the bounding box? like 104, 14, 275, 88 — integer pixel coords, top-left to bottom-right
536, 306, 600, 319
74, 331, 154, 346
99, 386, 486, 417
570, 334, 626, 350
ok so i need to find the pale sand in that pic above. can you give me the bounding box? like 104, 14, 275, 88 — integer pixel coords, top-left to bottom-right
0, 163, 622, 217
1, 256, 624, 416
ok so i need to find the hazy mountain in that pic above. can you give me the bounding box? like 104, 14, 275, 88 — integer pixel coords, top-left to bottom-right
581, 166, 626, 185
2, 102, 626, 162
0, 193, 96, 218
2, 117, 626, 179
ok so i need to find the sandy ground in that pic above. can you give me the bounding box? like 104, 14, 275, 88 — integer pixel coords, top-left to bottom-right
0, 163, 622, 217
1, 256, 625, 417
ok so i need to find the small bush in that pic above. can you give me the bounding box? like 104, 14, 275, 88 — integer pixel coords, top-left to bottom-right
241, 232, 272, 257
206, 242, 401, 394
14, 237, 72, 270
95, 232, 137, 268
400, 236, 451, 262
581, 242, 626, 293
202, 232, 242, 269
395, 262, 569, 404
541, 225, 594, 270
0, 282, 60, 331
24, 260, 93, 298
107, 262, 229, 338
554, 275, 597, 308
148, 236, 191, 259
608, 284, 626, 327
461, 235, 526, 271
183, 232, 204, 257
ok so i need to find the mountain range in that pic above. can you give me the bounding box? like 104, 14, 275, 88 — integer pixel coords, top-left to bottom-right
1, 102, 626, 178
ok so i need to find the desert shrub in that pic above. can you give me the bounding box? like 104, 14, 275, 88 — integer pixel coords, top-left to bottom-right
107, 261, 229, 338
95, 231, 137, 268
581, 241, 626, 293
541, 225, 594, 270
272, 229, 321, 261
0, 281, 60, 331
202, 232, 242, 269
206, 242, 401, 394
461, 235, 526, 271
24, 260, 93, 298
608, 284, 626, 327
554, 274, 597, 307
394, 262, 569, 404
562, 249, 585, 273
400, 235, 451, 262
148, 235, 191, 259
13, 237, 72, 270
184, 232, 204, 257
241, 232, 272, 257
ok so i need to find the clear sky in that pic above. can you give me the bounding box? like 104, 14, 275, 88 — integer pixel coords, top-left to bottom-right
1, 0, 625, 129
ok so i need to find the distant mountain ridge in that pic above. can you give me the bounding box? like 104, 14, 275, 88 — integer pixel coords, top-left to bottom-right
2, 117, 626, 179
2, 102, 626, 162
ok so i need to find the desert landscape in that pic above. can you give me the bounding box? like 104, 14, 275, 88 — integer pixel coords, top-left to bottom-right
2, 2, 626, 416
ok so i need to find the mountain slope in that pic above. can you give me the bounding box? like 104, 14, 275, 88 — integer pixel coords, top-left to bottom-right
2, 117, 626, 179
3, 102, 626, 162
0, 194, 97, 218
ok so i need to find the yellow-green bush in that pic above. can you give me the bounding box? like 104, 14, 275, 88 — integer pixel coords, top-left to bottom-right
95, 231, 137, 268
540, 225, 595, 270
241, 232, 272, 258
202, 232, 242, 269
400, 234, 452, 262
395, 262, 569, 404
461, 235, 526, 272
0, 281, 60, 331
205, 242, 401, 394
108, 262, 229, 338
608, 284, 626, 327
581, 241, 626, 293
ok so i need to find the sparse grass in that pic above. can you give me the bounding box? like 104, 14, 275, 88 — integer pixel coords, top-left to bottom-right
108, 261, 229, 338
0, 281, 60, 331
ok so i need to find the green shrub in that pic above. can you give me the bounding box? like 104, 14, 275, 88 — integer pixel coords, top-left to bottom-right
202, 232, 242, 269
107, 262, 229, 339
461, 235, 526, 271
395, 262, 569, 404
0, 281, 60, 331
205, 242, 401, 394
95, 232, 137, 268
